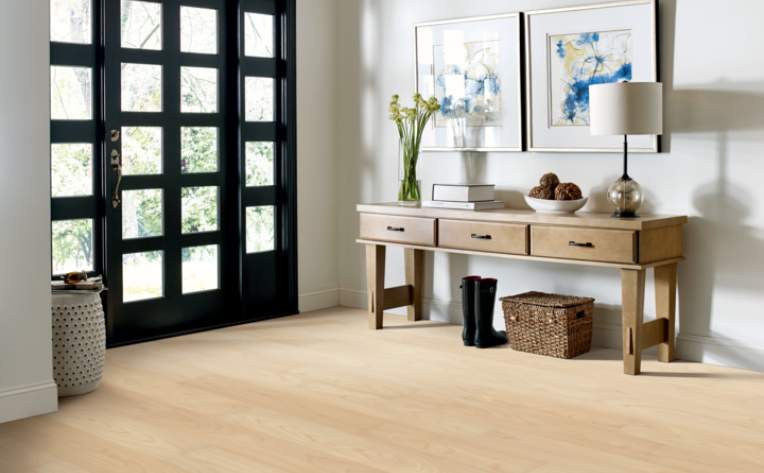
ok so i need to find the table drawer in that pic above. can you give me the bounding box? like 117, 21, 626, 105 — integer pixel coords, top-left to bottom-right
438, 219, 528, 255
531, 225, 636, 264
359, 213, 436, 246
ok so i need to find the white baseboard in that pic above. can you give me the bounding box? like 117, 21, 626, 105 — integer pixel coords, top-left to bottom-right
338, 289, 764, 373
299, 289, 340, 313
676, 333, 764, 373
0, 381, 58, 424
339, 288, 366, 309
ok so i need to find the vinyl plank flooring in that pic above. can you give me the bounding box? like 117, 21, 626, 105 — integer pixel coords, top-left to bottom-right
1, 307, 763, 472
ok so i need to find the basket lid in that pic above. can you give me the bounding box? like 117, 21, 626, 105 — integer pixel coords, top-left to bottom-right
500, 291, 594, 308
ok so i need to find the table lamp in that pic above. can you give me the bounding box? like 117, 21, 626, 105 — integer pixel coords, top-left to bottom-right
589, 82, 663, 218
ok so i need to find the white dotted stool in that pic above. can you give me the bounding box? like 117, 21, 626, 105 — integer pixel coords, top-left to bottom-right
51, 291, 106, 397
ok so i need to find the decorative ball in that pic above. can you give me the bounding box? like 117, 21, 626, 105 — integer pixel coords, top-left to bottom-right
555, 183, 583, 201
539, 173, 560, 189
529, 185, 554, 200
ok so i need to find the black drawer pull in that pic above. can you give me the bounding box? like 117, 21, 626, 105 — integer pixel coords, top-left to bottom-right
569, 240, 594, 248
471, 233, 492, 240
386, 226, 405, 232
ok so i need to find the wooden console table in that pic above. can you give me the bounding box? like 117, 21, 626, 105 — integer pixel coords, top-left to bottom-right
356, 202, 687, 375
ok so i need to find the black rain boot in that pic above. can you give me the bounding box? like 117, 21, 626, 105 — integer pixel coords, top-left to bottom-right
460, 276, 481, 346
474, 278, 508, 349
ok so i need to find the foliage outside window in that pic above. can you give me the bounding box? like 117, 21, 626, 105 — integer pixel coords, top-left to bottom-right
52, 219, 94, 275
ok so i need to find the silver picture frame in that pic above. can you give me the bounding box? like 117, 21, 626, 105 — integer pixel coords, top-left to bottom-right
524, 0, 660, 153
414, 13, 525, 152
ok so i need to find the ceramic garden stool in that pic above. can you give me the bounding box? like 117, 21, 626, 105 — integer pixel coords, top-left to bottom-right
51, 290, 106, 397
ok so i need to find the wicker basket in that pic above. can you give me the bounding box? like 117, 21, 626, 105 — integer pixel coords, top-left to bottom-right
501, 292, 594, 359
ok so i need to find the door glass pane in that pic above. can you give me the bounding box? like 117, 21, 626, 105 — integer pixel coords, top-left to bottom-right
51, 66, 92, 120
246, 206, 274, 253
181, 127, 218, 174
52, 219, 94, 275
122, 189, 163, 239
51, 143, 92, 197
50, 0, 92, 44
181, 186, 218, 234
181, 67, 218, 113
244, 12, 273, 58
122, 127, 162, 175
180, 6, 217, 55
121, 0, 162, 50
245, 77, 274, 121
245, 142, 274, 187
122, 63, 162, 112
182, 245, 219, 293
123, 251, 163, 302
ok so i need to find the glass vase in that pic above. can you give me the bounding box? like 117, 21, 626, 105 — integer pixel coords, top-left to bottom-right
397, 139, 421, 205
397, 176, 421, 205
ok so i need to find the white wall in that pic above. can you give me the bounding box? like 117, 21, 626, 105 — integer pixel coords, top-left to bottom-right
335, 0, 764, 371
0, 0, 58, 422
297, 0, 340, 311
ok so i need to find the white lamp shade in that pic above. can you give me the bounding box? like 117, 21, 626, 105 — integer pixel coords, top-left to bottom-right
589, 82, 663, 136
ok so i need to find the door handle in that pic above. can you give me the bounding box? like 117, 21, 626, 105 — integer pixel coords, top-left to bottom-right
111, 149, 122, 208
568, 240, 594, 248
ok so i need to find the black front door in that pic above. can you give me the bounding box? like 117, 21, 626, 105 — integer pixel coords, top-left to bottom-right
97, 0, 296, 345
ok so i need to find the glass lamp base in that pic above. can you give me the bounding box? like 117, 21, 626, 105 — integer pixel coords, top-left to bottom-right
612, 209, 639, 219
607, 176, 643, 219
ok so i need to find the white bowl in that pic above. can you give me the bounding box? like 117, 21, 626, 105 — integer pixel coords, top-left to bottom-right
524, 195, 588, 214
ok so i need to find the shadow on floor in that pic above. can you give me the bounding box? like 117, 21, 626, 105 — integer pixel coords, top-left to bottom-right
640, 371, 764, 380
380, 322, 453, 330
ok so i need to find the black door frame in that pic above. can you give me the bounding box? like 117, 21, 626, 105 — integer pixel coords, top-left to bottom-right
236, 0, 298, 318
50, 0, 298, 347
50, 1, 104, 280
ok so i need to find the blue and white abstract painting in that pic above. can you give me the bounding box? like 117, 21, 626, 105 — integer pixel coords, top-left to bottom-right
433, 40, 502, 127
549, 29, 632, 126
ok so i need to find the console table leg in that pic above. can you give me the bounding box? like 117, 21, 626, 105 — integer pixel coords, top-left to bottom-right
405, 249, 424, 322
365, 244, 386, 330
655, 263, 678, 362
621, 269, 646, 375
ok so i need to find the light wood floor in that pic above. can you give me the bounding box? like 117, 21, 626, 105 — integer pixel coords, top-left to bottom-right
2, 307, 764, 472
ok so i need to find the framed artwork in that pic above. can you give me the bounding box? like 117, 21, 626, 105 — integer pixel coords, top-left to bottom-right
415, 13, 524, 152
525, 0, 659, 152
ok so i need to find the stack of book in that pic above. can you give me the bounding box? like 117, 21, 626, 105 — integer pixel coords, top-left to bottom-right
422, 184, 504, 210
52, 276, 104, 292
